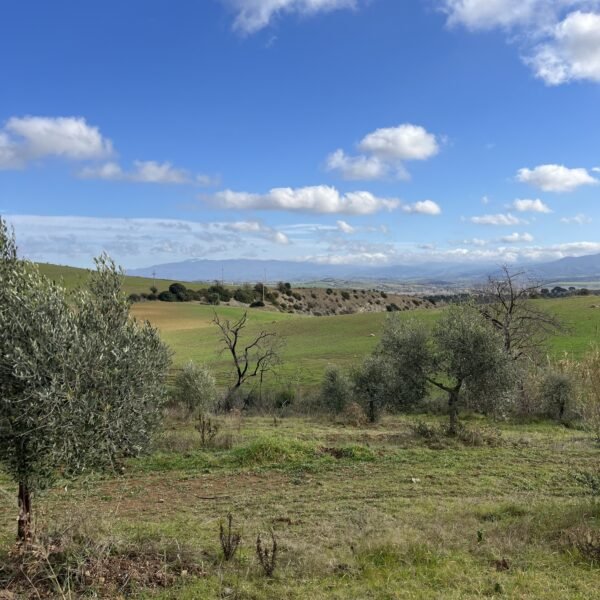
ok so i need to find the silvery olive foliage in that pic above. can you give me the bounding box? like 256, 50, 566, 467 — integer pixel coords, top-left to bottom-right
351, 318, 433, 422
320, 365, 353, 414
0, 218, 170, 537
376, 304, 512, 432
172, 361, 218, 415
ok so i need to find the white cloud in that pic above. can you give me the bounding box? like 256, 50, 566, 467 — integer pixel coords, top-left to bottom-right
512, 198, 552, 213
325, 150, 389, 180
481, 195, 490, 204
79, 160, 215, 185
210, 185, 400, 214
337, 220, 356, 233
402, 199, 442, 215
463, 238, 488, 246
561, 213, 593, 224
517, 164, 597, 192
441, 0, 568, 31
272, 231, 291, 244
470, 212, 524, 225
0, 116, 113, 169
5, 215, 293, 268
358, 124, 440, 161
501, 232, 535, 243
326, 123, 440, 181
441, 1, 600, 85
529, 11, 600, 85
222, 0, 357, 34
224, 220, 290, 243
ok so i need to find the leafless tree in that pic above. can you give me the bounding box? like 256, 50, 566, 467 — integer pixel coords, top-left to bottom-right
478, 265, 563, 362
213, 311, 283, 409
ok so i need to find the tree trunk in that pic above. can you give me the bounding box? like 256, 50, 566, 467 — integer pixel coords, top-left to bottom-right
367, 398, 376, 423
17, 481, 32, 543
447, 389, 460, 436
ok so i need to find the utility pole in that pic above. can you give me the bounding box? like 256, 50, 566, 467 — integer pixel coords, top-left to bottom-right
263, 268, 266, 303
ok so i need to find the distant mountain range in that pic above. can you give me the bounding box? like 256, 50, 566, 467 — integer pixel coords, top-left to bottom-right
127, 253, 600, 286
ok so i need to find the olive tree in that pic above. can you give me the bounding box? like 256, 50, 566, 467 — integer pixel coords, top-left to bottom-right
320, 365, 353, 415
172, 361, 217, 415
352, 318, 433, 422
0, 219, 171, 541
380, 305, 512, 434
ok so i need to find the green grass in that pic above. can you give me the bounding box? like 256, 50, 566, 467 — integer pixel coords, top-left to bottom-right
1, 415, 599, 598
132, 296, 600, 388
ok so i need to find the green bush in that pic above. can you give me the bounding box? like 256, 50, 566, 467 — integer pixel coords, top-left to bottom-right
320, 366, 353, 414
172, 362, 217, 415
542, 371, 576, 422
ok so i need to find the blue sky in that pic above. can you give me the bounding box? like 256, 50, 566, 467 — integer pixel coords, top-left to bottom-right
1, 0, 600, 269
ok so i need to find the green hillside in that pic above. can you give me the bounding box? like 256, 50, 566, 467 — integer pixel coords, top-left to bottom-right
36, 262, 175, 295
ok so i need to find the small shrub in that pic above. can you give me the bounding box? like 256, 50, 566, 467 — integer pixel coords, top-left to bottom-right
158, 290, 177, 302
195, 413, 220, 447
256, 531, 277, 577
567, 526, 600, 564
172, 362, 217, 415
320, 366, 353, 414
574, 471, 600, 497
250, 300, 265, 308
219, 514, 241, 561
542, 371, 575, 422
341, 291, 350, 300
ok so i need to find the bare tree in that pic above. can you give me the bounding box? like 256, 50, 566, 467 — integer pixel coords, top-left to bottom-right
478, 266, 563, 362
213, 311, 283, 409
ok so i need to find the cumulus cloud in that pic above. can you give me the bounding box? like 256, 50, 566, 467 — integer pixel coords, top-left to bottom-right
209, 185, 400, 214
358, 124, 440, 160
529, 11, 600, 85
517, 164, 597, 192
501, 232, 534, 243
402, 200, 442, 215
470, 212, 524, 226
0, 116, 113, 169
512, 198, 552, 213
326, 124, 439, 181
221, 0, 357, 34
561, 213, 593, 224
325, 150, 389, 180
441, 1, 600, 85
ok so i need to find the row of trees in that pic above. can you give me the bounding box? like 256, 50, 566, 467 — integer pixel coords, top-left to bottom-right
129, 281, 281, 307
324, 268, 564, 432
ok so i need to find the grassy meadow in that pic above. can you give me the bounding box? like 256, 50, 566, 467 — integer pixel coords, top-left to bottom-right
1, 415, 599, 598
131, 295, 600, 388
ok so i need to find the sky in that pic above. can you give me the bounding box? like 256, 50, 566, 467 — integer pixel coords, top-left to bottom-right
1, 0, 600, 269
